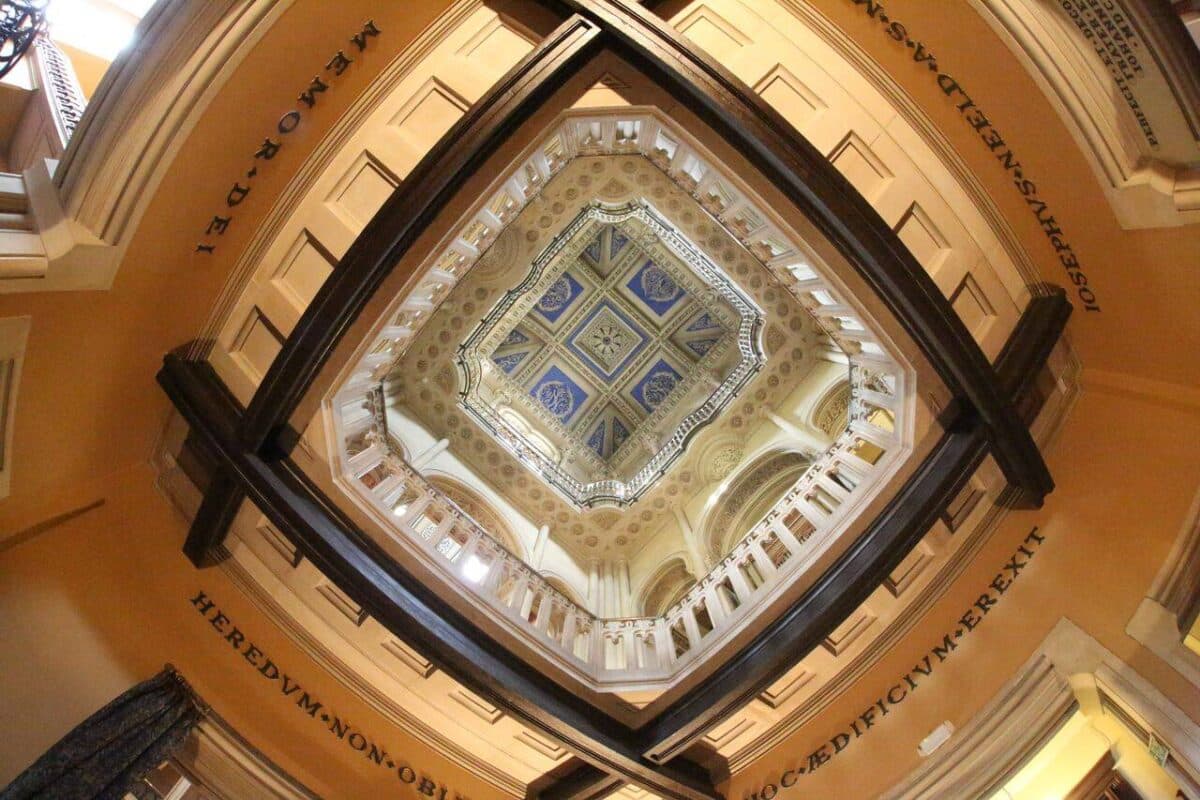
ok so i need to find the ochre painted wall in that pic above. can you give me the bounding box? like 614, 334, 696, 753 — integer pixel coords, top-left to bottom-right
0, 462, 509, 800
1, 0, 1199, 797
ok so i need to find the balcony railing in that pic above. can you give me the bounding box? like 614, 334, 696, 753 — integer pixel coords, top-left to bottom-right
330, 109, 913, 691
338, 363, 899, 688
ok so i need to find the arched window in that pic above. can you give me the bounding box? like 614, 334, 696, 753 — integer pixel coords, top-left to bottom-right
811, 381, 852, 438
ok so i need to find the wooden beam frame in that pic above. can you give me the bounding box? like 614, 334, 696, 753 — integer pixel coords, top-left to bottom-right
161, 355, 722, 800
162, 288, 1065, 796
529, 761, 625, 800
238, 14, 604, 454
163, 1, 1074, 795
163, 288, 1067, 796
525, 290, 1069, 795
548, 0, 1052, 506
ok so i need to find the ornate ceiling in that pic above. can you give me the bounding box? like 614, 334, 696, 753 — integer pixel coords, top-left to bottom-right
386, 154, 825, 559
456, 201, 764, 508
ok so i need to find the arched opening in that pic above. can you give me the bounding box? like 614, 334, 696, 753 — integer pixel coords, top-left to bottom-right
703, 450, 813, 562
427, 475, 523, 560
810, 380, 851, 438
638, 558, 697, 617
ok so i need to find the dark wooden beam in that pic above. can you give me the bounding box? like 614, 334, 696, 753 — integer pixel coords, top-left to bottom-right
993, 286, 1072, 401
547, 0, 1052, 507
159, 354, 722, 800
183, 468, 242, 567
529, 761, 625, 800
161, 276, 1063, 791
165, 0, 1072, 790
634, 288, 1071, 763
238, 14, 604, 455
546, 289, 1072, 779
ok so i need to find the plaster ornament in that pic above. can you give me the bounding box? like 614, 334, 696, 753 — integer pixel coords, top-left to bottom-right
705, 444, 744, 482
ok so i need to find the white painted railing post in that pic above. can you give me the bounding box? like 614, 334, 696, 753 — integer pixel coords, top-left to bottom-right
727, 562, 754, 605
482, 554, 506, 596
771, 519, 805, 555
704, 582, 730, 624
622, 625, 637, 669
850, 417, 896, 449
682, 607, 703, 652
749, 540, 778, 578
561, 609, 577, 650
589, 624, 605, 672
654, 618, 673, 668
347, 443, 384, 477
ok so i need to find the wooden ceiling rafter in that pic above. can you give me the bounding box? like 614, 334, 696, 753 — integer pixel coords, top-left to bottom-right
159, 2, 1072, 797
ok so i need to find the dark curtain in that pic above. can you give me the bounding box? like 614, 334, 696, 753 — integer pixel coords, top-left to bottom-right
1, 666, 202, 800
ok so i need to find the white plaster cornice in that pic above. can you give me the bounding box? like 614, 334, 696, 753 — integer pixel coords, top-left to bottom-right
183, 710, 323, 800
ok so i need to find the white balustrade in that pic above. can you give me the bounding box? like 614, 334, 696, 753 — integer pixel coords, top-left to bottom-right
326, 109, 911, 689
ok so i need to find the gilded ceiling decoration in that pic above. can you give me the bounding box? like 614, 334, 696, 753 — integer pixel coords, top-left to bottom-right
456, 201, 764, 508
387, 155, 823, 558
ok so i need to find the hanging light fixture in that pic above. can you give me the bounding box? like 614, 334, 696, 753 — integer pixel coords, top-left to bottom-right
0, 1, 49, 79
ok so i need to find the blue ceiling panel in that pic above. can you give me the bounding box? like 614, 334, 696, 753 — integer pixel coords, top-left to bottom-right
529, 365, 589, 424
626, 260, 686, 317
533, 271, 585, 324
630, 358, 684, 413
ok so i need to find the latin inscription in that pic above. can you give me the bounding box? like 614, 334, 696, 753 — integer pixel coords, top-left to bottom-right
847, 0, 1101, 312
193, 20, 380, 255
1059, 0, 1157, 148
189, 589, 468, 799
744, 526, 1047, 796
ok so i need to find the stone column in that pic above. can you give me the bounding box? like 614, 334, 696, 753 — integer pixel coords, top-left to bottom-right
587, 559, 601, 615
617, 559, 633, 616
410, 437, 450, 470
674, 507, 710, 575
765, 408, 831, 452
532, 524, 550, 568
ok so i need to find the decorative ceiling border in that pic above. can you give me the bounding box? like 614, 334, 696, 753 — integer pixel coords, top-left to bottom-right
159, 3, 1071, 796
456, 199, 767, 508
319, 105, 911, 702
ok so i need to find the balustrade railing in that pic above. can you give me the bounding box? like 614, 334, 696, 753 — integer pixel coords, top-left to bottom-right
330, 109, 911, 689
33, 35, 86, 147
335, 362, 900, 687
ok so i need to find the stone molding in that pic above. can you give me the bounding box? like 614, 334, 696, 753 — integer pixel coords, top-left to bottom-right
1, 0, 296, 293
0, 315, 30, 499
881, 653, 1075, 800
181, 709, 322, 799
970, 0, 1200, 229
216, 533, 530, 796
1126, 484, 1200, 691
885, 617, 1200, 798
1148, 483, 1200, 631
